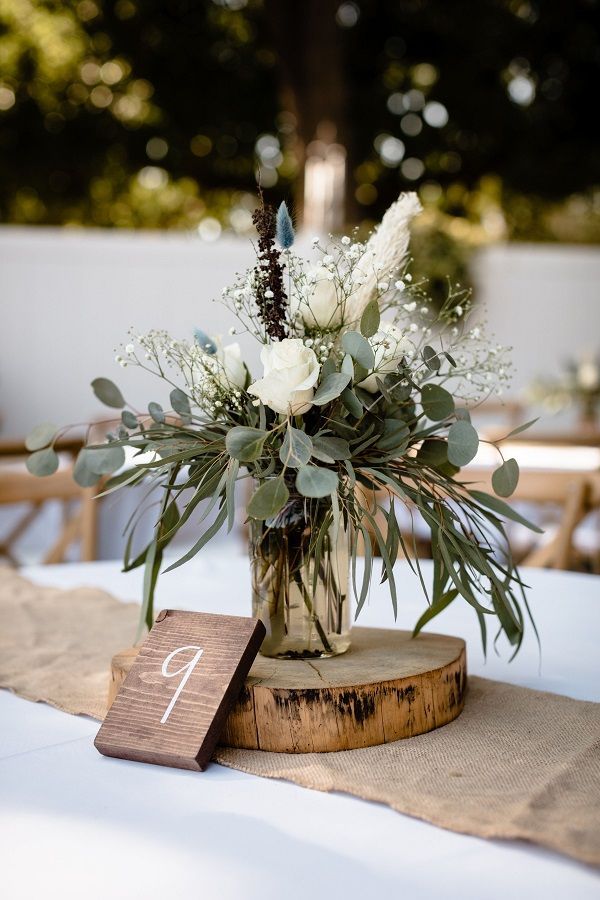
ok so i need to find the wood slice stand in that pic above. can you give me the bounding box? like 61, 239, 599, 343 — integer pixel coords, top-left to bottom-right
109, 627, 466, 753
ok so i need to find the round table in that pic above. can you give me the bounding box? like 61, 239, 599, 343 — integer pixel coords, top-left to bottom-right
1, 549, 599, 899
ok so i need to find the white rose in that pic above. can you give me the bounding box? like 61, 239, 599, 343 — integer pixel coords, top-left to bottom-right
291, 268, 342, 329
248, 338, 320, 415
198, 339, 246, 393
359, 321, 413, 393
214, 341, 246, 391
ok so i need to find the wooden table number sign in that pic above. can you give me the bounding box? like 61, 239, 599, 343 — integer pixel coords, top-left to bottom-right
95, 609, 266, 771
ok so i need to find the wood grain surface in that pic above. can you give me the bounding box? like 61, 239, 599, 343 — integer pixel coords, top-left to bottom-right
96, 609, 265, 770
109, 627, 466, 754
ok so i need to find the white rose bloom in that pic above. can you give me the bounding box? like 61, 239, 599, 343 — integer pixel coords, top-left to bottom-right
248, 338, 320, 415
291, 267, 342, 329
197, 339, 246, 394
214, 341, 246, 391
359, 321, 413, 393
195, 339, 247, 403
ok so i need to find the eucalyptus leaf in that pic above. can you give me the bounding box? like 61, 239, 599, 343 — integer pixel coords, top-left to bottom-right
360, 300, 380, 338
25, 422, 57, 452
447, 420, 479, 466
342, 331, 375, 369
492, 457, 520, 497
376, 419, 410, 452
320, 356, 337, 379
296, 466, 339, 498
72, 448, 102, 487
375, 377, 392, 402
412, 590, 458, 637
421, 383, 454, 421
279, 426, 313, 468
504, 418, 539, 440
121, 410, 138, 429
91, 377, 125, 409
353, 364, 369, 385
148, 401, 165, 424
341, 353, 354, 377
164, 503, 228, 573
312, 435, 351, 460
247, 478, 289, 519
341, 388, 363, 418
311, 446, 335, 464
226, 426, 267, 462
383, 373, 411, 402
415, 439, 445, 467
444, 351, 457, 367
313, 373, 351, 405
86, 444, 126, 475
170, 388, 191, 416
226, 459, 240, 532
455, 407, 471, 422
354, 384, 373, 406
470, 489, 544, 533
422, 345, 441, 371
26, 447, 59, 477
328, 417, 356, 440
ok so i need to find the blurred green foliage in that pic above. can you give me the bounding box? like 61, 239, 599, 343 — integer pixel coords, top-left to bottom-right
0, 0, 598, 241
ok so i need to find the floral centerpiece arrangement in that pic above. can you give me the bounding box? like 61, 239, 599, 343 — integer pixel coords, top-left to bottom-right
27, 193, 540, 659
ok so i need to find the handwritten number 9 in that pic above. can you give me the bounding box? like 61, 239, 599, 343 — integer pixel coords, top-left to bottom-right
160, 645, 204, 724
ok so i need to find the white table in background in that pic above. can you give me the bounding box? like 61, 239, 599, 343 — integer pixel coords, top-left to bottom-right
1, 549, 599, 899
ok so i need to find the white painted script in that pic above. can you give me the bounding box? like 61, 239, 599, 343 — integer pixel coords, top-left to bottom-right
159, 645, 204, 725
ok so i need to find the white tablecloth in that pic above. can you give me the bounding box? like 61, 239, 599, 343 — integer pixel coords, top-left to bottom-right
1, 550, 599, 899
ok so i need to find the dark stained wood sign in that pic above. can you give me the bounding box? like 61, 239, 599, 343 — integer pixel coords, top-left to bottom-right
95, 609, 265, 771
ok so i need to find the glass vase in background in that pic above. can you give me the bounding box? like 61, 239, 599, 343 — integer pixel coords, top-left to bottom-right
249, 489, 351, 659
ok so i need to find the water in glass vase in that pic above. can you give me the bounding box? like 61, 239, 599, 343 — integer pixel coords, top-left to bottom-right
249, 492, 351, 659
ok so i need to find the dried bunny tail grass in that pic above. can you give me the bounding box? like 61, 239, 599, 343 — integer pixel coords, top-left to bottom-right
368, 191, 423, 269
346, 192, 422, 324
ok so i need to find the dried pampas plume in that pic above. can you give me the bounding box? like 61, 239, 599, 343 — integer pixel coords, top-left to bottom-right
347, 192, 422, 324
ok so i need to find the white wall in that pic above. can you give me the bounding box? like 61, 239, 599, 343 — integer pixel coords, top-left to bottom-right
0, 227, 261, 437
471, 242, 600, 395
1, 227, 599, 438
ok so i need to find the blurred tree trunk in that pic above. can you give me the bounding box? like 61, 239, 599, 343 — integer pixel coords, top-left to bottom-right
263, 0, 357, 225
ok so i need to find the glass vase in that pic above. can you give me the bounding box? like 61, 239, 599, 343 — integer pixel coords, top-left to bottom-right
249, 489, 351, 659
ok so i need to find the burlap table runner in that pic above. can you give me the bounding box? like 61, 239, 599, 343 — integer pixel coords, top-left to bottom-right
1, 568, 599, 868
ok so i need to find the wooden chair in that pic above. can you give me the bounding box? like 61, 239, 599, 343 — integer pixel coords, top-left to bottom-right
0, 439, 98, 564
359, 449, 600, 572
459, 465, 600, 571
